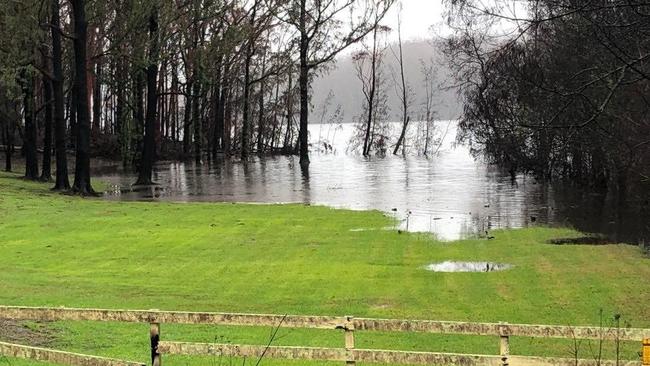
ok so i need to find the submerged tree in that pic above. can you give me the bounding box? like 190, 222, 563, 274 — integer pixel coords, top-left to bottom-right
278, 0, 395, 167
391, 3, 412, 156
351, 22, 391, 156
136, 2, 161, 186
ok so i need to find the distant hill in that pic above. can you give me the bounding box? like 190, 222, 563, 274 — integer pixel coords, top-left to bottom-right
311, 40, 462, 123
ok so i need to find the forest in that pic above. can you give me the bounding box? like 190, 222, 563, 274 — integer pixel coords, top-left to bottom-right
0, 0, 398, 195
1, 0, 649, 197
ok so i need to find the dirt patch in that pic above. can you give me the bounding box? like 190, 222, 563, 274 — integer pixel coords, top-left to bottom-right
0, 319, 55, 347
548, 236, 614, 245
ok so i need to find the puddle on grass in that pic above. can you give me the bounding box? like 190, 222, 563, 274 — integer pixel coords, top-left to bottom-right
425, 261, 513, 272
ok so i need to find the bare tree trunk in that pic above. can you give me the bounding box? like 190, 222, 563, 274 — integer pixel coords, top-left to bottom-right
135, 6, 159, 185
21, 72, 39, 180
71, 0, 94, 194
183, 78, 193, 155
241, 48, 253, 159
2, 101, 14, 172
362, 27, 379, 157
256, 54, 267, 154
211, 59, 224, 158
92, 60, 102, 136
217, 63, 229, 155
298, 0, 310, 167
41, 73, 53, 181
392, 12, 409, 156
192, 78, 202, 164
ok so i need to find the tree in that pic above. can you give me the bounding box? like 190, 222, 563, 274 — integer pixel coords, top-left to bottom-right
71, 0, 95, 194
391, 4, 411, 156
51, 0, 70, 190
419, 59, 437, 156
21, 71, 39, 180
445, 0, 650, 189
278, 0, 395, 166
135, 2, 160, 186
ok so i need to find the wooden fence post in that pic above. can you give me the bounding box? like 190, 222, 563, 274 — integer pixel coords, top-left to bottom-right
643, 338, 650, 365
499, 322, 510, 366
345, 316, 355, 366
150, 323, 161, 366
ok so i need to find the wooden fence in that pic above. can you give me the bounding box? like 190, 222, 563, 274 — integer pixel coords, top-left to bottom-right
0, 305, 649, 366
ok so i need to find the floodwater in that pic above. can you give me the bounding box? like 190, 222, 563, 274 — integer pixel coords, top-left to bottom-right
94, 121, 650, 243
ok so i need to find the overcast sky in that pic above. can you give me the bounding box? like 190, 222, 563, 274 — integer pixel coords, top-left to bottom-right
382, 0, 449, 42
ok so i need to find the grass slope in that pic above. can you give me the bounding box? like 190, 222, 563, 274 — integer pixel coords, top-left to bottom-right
0, 171, 649, 365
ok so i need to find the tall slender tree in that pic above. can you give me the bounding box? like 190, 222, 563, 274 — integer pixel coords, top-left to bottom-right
135, 3, 160, 185
71, 0, 95, 194
51, 0, 69, 190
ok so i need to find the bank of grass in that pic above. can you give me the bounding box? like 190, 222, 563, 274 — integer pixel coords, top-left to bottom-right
1, 170, 649, 366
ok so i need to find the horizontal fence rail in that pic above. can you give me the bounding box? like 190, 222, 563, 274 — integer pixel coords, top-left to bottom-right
2, 305, 648, 341
0, 341, 145, 366
157, 341, 642, 366
1, 305, 649, 366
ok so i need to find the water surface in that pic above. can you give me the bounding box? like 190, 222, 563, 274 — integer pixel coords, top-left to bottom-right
94, 122, 649, 242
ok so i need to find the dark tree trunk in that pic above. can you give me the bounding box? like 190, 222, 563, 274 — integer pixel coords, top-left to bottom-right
211, 58, 223, 158
217, 63, 229, 155
256, 55, 267, 154
71, 0, 95, 194
116, 56, 127, 164
135, 7, 159, 186
256, 84, 265, 154
362, 27, 379, 157
51, 0, 70, 190
171, 62, 179, 142
115, 66, 125, 136
298, 11, 310, 167
2, 105, 13, 172
241, 52, 252, 159
21, 72, 39, 180
133, 69, 145, 166
223, 81, 232, 155
192, 78, 202, 164
69, 79, 77, 150
41, 74, 53, 181
394, 117, 409, 156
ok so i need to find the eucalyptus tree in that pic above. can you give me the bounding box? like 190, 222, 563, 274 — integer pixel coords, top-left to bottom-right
51, 0, 70, 190
69, 0, 95, 194
135, 0, 163, 185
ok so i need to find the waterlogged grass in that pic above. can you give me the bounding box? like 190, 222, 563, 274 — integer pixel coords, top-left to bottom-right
1, 170, 649, 365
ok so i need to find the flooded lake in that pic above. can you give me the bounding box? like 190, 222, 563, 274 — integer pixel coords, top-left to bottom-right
94, 121, 649, 242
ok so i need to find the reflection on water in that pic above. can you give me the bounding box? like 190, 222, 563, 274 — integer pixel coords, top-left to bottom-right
94, 121, 649, 243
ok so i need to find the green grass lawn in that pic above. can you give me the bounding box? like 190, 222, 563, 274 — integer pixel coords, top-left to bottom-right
1, 170, 649, 366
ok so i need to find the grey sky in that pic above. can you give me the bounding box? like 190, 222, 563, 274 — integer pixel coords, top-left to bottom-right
383, 0, 448, 41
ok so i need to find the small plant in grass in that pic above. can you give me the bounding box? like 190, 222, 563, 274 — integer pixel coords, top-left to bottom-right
567, 310, 632, 365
